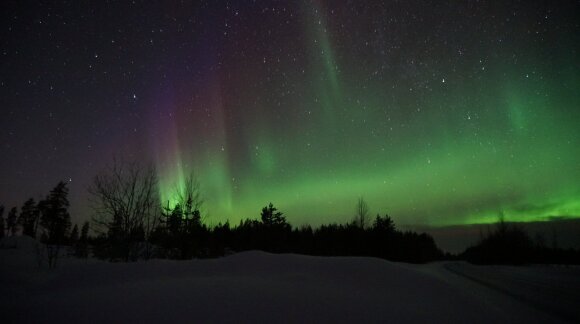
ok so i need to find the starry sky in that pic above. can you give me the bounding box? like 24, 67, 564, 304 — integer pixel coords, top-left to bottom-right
1, 0, 579, 228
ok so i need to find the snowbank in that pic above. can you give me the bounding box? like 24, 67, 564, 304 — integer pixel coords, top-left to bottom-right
1, 248, 571, 323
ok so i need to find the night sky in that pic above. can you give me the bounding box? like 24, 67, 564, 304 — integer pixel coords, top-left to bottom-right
1, 1, 579, 228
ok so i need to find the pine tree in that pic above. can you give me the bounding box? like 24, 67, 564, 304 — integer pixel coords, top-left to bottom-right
39, 181, 72, 268
0, 205, 5, 239
259, 203, 290, 252
76, 221, 90, 258
70, 224, 79, 244
19, 198, 39, 238
80, 221, 90, 240
40, 181, 71, 243
261, 203, 288, 228
7, 207, 18, 236
167, 203, 183, 236
373, 214, 395, 233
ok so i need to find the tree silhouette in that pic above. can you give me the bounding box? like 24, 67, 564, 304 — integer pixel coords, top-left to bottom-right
89, 160, 159, 261
0, 205, 5, 239
166, 203, 183, 236
39, 181, 72, 268
261, 202, 288, 228
80, 221, 90, 239
353, 197, 370, 229
70, 224, 79, 244
75, 221, 90, 258
157, 199, 208, 259
258, 203, 291, 252
174, 172, 204, 223
19, 198, 40, 238
158, 171, 206, 258
461, 212, 536, 265
373, 214, 395, 233
7, 207, 18, 236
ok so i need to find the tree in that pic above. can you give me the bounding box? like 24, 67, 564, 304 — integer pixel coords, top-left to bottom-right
75, 221, 90, 258
353, 197, 370, 229
19, 198, 40, 238
166, 203, 183, 236
496, 210, 508, 234
259, 203, 290, 252
173, 172, 204, 224
80, 221, 90, 239
373, 214, 395, 233
39, 181, 72, 268
89, 160, 159, 261
261, 203, 288, 228
0, 205, 5, 239
7, 207, 18, 236
155, 171, 206, 259
70, 224, 79, 244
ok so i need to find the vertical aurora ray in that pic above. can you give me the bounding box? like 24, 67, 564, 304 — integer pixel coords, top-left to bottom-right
311, 1, 340, 98
149, 86, 187, 210
305, 0, 343, 122
150, 77, 234, 218
145, 7, 236, 219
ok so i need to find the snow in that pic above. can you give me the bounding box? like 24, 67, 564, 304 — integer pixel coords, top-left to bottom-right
442, 262, 580, 322
1, 236, 576, 323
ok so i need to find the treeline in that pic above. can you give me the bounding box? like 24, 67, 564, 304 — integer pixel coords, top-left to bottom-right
461, 216, 580, 265
89, 201, 442, 264
0, 181, 90, 267
229, 205, 442, 263
83, 161, 442, 263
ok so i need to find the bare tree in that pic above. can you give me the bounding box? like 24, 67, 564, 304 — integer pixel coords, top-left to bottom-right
353, 197, 370, 229
89, 160, 159, 261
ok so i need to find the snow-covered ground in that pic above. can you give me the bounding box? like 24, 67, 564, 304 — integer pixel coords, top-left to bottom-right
1, 236, 577, 323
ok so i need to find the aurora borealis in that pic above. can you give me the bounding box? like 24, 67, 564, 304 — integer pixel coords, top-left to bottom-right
1, 1, 579, 229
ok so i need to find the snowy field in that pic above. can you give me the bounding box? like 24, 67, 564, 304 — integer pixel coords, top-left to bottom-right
1, 236, 578, 323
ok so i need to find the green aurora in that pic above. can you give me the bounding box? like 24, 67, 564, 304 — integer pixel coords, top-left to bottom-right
2, 1, 580, 238
153, 2, 580, 228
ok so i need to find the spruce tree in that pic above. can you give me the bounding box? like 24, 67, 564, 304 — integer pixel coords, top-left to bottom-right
70, 224, 79, 244
19, 198, 39, 238
39, 181, 72, 267
0, 205, 5, 239
40, 181, 71, 244
76, 221, 90, 258
260, 203, 287, 228
80, 221, 90, 240
7, 207, 18, 236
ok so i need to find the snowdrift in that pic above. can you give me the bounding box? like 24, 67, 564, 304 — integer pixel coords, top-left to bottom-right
1, 242, 571, 323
